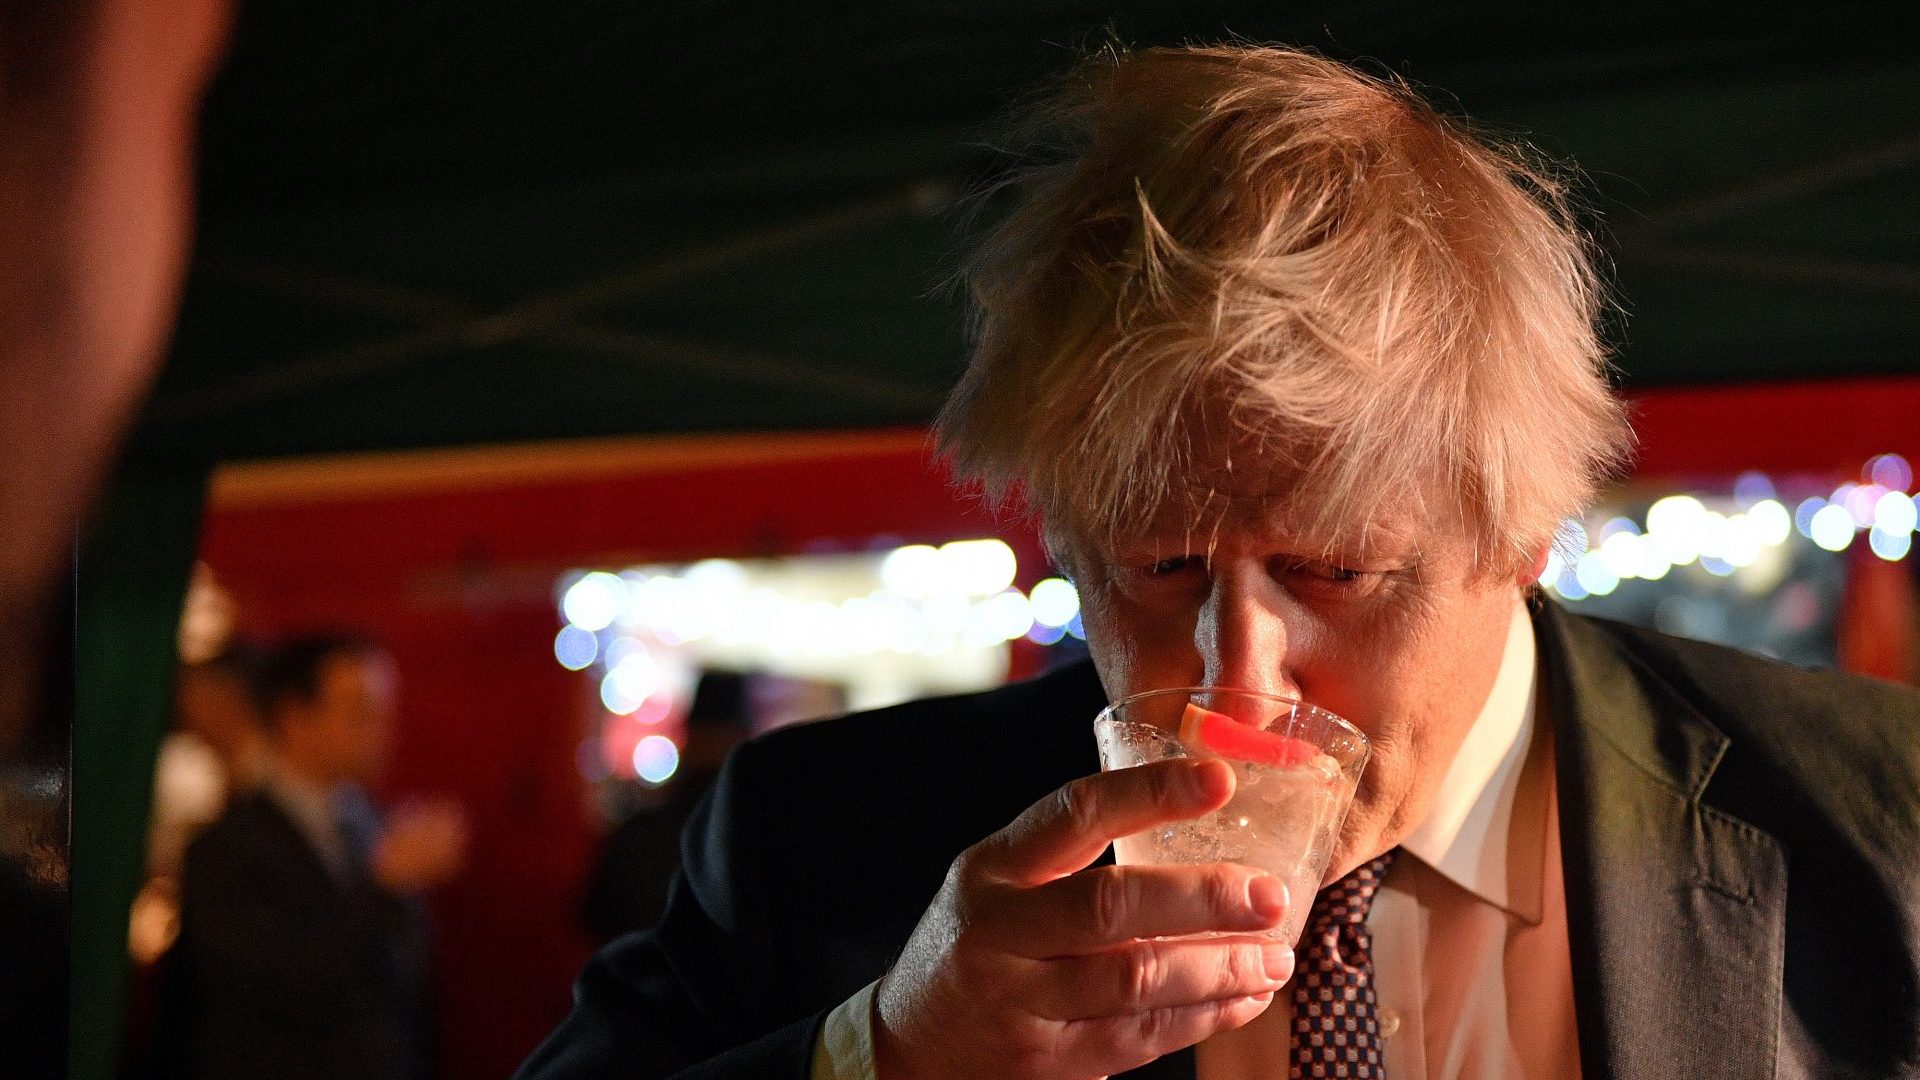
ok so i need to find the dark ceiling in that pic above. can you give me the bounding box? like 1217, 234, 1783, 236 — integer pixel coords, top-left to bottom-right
129, 1, 1920, 469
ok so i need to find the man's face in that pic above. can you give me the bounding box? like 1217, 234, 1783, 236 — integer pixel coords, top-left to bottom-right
286, 651, 398, 787
1062, 478, 1524, 880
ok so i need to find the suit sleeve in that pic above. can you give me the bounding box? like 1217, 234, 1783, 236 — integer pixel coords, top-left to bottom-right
515, 739, 827, 1080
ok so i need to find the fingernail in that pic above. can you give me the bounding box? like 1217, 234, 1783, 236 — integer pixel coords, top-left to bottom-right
1261, 943, 1293, 983
1247, 875, 1287, 921
1188, 759, 1230, 800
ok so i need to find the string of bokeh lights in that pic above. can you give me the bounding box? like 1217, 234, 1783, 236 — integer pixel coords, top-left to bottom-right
1542, 453, 1916, 601
551, 539, 1084, 784
554, 541, 1083, 672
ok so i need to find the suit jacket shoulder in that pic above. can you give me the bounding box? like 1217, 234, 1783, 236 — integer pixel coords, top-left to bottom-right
689, 658, 1108, 999
1549, 607, 1920, 1077
721, 657, 1107, 866
181, 792, 339, 919
1576, 612, 1920, 856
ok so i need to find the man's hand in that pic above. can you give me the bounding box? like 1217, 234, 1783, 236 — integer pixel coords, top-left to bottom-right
370, 798, 469, 894
873, 758, 1293, 1080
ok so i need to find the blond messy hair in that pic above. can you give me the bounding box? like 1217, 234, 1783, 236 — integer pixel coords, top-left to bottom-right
936, 44, 1633, 577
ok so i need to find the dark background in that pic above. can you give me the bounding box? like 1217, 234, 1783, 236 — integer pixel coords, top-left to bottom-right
131, 1, 1920, 467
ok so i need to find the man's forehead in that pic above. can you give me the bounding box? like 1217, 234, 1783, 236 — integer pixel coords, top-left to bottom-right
1061, 484, 1428, 558
1043, 405, 1463, 565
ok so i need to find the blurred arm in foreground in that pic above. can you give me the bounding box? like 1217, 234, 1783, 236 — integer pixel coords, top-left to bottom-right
0, 2, 230, 1074
0, 0, 232, 783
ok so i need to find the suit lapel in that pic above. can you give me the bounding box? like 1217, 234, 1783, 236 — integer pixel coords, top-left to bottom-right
1539, 605, 1786, 1080
250, 795, 353, 900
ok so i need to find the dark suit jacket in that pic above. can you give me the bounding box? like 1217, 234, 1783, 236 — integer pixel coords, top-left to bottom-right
164, 792, 428, 1080
517, 604, 1920, 1080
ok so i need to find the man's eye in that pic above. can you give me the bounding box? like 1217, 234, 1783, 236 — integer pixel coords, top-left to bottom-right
1293, 560, 1362, 583
1146, 555, 1200, 577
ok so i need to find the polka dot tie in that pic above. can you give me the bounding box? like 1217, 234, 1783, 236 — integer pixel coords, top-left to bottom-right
1288, 850, 1397, 1080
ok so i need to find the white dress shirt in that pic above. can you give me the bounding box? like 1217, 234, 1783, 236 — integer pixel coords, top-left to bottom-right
262, 765, 356, 885
1195, 598, 1579, 1079
814, 598, 1579, 1079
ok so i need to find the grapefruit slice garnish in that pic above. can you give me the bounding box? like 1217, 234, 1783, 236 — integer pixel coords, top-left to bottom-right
1178, 702, 1321, 768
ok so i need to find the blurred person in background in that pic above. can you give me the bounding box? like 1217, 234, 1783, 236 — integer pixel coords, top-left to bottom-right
520, 44, 1920, 1080
147, 643, 270, 884
580, 670, 753, 942
163, 633, 468, 1080
124, 644, 268, 1073
130, 643, 270, 971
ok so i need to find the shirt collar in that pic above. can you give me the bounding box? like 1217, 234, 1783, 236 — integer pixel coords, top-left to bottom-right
263, 761, 351, 875
1398, 596, 1547, 923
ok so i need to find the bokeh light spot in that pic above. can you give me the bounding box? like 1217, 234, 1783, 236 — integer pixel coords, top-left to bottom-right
633, 736, 681, 784
1874, 489, 1918, 535
1809, 504, 1856, 552
938, 539, 1019, 596
562, 572, 625, 632
553, 625, 599, 671
880, 545, 940, 598
1868, 453, 1913, 493
1745, 499, 1792, 547
1869, 526, 1912, 562
1028, 577, 1081, 628
1733, 471, 1777, 508
1574, 551, 1619, 597
1795, 497, 1827, 539
1026, 622, 1068, 646
1844, 484, 1887, 528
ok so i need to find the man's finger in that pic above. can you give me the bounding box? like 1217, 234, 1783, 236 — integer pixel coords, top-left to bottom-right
1062, 992, 1276, 1077
1026, 936, 1293, 1020
973, 759, 1234, 882
991, 862, 1287, 955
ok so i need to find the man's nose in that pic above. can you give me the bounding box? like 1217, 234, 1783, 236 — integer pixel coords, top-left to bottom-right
1195, 571, 1295, 696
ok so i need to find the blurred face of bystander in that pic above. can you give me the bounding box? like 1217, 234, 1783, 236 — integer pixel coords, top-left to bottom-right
1059, 460, 1533, 883
279, 651, 398, 788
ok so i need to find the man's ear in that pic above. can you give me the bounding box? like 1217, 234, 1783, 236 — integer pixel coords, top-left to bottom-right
1523, 545, 1553, 587
1039, 524, 1077, 584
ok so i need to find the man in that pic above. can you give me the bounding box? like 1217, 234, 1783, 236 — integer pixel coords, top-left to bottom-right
147, 643, 271, 885
518, 45, 1920, 1080
130, 644, 270, 971
166, 634, 467, 1080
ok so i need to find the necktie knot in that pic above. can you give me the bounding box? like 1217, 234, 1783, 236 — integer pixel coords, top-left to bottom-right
1307, 853, 1393, 932
1290, 849, 1398, 1080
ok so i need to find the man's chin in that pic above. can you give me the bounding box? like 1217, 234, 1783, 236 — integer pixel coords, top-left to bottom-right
1322, 817, 1402, 886
1321, 839, 1371, 886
